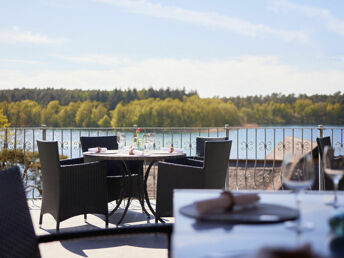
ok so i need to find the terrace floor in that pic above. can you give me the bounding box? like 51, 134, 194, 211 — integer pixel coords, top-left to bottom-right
29, 199, 173, 258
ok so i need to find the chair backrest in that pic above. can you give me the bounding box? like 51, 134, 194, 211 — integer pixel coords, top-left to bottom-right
80, 136, 118, 152
196, 137, 229, 158
316, 136, 332, 160
37, 140, 61, 204
203, 140, 232, 188
0, 166, 41, 258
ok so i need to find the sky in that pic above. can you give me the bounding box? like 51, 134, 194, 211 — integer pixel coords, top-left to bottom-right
0, 0, 344, 98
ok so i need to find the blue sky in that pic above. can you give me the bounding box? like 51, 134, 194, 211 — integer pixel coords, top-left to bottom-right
0, 0, 344, 97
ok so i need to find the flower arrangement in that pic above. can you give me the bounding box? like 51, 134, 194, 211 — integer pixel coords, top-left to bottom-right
136, 128, 141, 149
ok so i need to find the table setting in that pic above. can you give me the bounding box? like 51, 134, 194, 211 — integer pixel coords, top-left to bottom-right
172, 151, 344, 258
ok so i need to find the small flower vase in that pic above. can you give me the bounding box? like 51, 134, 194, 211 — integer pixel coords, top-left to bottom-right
136, 128, 142, 150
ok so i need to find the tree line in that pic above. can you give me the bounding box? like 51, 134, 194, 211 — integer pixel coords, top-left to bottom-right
0, 88, 197, 110
0, 92, 343, 127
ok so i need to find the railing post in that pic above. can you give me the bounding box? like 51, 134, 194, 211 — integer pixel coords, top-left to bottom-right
41, 124, 47, 141
318, 124, 324, 191
224, 124, 230, 190
225, 124, 229, 138
4, 127, 8, 149
4, 127, 8, 166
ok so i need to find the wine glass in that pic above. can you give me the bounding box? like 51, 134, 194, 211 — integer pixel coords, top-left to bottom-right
282, 153, 314, 232
323, 145, 344, 208
117, 132, 126, 150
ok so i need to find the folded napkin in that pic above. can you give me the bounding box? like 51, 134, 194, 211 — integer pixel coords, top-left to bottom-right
88, 147, 107, 153
133, 150, 144, 156
128, 148, 144, 156
194, 191, 260, 215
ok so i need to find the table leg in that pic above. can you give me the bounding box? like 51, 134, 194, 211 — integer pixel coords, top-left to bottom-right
137, 168, 151, 217
114, 160, 132, 225
111, 160, 150, 225
144, 161, 164, 223
108, 161, 127, 217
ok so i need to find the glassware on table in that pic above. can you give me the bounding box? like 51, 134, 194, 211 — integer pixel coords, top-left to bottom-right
143, 133, 155, 151
323, 146, 344, 208
282, 153, 315, 232
117, 132, 126, 150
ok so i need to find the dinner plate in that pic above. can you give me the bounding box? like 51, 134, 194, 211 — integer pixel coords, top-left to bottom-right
149, 150, 171, 154
180, 203, 298, 224
103, 150, 120, 154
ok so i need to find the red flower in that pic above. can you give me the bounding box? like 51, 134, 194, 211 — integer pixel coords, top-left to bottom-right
137, 128, 141, 132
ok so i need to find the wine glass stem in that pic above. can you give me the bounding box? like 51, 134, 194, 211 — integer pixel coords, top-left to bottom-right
295, 191, 301, 228
334, 180, 339, 205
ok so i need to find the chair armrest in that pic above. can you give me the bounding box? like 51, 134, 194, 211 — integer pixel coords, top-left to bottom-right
184, 158, 203, 167
37, 223, 173, 243
158, 161, 204, 185
60, 161, 107, 185
187, 156, 203, 161
60, 157, 84, 166
37, 223, 173, 257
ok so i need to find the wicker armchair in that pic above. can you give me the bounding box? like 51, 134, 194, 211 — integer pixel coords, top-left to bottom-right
0, 166, 172, 258
316, 136, 332, 161
156, 140, 232, 222
37, 140, 108, 231
195, 136, 229, 159
167, 136, 229, 164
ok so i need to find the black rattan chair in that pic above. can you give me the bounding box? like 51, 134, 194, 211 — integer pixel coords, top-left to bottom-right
168, 136, 229, 164
316, 136, 332, 161
195, 136, 229, 159
37, 140, 108, 231
0, 166, 172, 258
156, 140, 232, 222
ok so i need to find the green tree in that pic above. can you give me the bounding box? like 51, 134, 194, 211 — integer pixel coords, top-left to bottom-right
41, 100, 61, 126
57, 102, 80, 127
0, 109, 10, 128
98, 115, 111, 127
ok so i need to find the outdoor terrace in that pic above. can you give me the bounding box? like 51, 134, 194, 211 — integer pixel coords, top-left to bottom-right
1, 125, 344, 257
29, 199, 171, 258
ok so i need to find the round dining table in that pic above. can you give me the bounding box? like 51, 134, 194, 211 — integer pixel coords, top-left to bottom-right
83, 149, 186, 224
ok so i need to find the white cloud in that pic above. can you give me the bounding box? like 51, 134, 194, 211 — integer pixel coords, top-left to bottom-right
0, 58, 40, 65
91, 0, 308, 42
53, 54, 133, 66
269, 0, 344, 36
1, 56, 343, 97
0, 26, 68, 45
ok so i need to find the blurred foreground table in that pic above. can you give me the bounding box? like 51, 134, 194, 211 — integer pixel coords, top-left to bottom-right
172, 189, 340, 258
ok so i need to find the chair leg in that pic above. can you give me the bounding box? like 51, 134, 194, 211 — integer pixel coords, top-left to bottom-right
39, 213, 43, 227
84, 214, 87, 223
56, 222, 60, 231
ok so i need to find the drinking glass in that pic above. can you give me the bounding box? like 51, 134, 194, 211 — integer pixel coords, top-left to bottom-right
282, 153, 314, 232
117, 132, 126, 150
323, 146, 344, 208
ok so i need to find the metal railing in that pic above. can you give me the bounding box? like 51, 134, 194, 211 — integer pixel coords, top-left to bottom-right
0, 125, 343, 198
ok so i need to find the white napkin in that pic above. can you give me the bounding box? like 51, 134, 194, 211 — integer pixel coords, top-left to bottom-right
173, 148, 184, 153
88, 147, 107, 153
194, 192, 260, 215
133, 150, 144, 156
